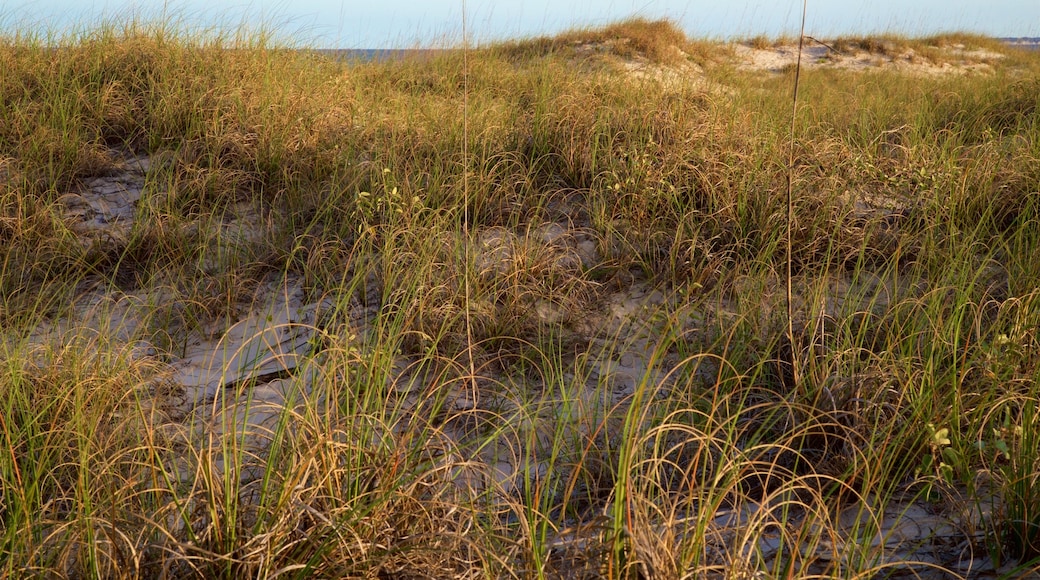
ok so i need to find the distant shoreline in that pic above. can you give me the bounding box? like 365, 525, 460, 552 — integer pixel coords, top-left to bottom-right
1002, 37, 1040, 49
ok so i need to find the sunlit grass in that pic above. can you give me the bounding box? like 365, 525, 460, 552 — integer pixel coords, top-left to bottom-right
1, 16, 1040, 578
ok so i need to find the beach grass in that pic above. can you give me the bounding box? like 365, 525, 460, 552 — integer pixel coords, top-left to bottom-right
2, 16, 1040, 578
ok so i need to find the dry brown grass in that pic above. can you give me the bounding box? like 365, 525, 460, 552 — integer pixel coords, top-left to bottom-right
492, 17, 723, 67
829, 32, 1012, 66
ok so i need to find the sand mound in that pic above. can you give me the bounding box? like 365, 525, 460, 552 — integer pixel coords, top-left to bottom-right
733, 38, 1007, 76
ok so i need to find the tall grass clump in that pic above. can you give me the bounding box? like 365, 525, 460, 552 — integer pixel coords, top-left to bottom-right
2, 14, 1040, 577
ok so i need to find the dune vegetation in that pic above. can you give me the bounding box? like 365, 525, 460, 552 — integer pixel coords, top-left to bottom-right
1, 16, 1039, 578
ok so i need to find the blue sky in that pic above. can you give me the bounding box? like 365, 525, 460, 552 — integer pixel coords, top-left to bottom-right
5, 0, 1040, 48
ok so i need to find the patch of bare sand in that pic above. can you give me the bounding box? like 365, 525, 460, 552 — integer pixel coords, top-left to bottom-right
561, 38, 734, 95
617, 55, 735, 96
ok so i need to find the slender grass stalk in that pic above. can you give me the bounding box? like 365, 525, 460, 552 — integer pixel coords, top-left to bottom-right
786, 0, 807, 397
460, 0, 480, 406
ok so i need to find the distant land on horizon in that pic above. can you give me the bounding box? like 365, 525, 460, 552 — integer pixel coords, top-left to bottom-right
1003, 37, 1040, 48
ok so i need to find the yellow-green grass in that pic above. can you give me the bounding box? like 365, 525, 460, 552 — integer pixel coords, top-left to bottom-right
2, 16, 1040, 578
